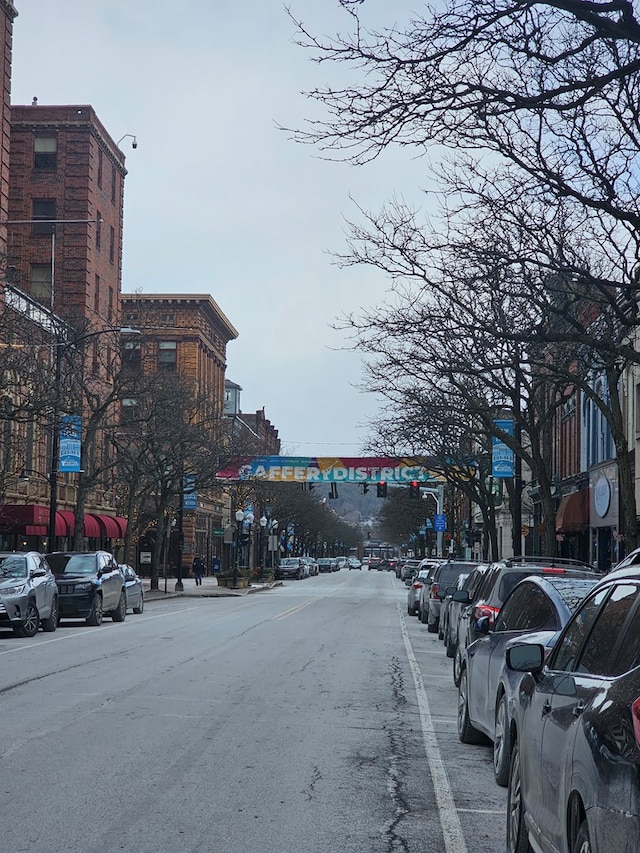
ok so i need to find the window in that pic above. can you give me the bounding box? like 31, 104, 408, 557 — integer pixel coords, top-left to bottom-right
111, 165, 117, 204
109, 226, 115, 263
158, 341, 177, 372
96, 211, 101, 249
550, 588, 610, 672
121, 398, 139, 424
31, 264, 52, 302
576, 584, 639, 676
97, 148, 103, 187
122, 341, 141, 373
34, 136, 57, 170
94, 274, 100, 312
32, 199, 55, 235
495, 583, 555, 632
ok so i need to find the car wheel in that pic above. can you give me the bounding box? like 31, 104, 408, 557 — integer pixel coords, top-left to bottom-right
438, 619, 445, 640
507, 742, 533, 853
457, 668, 486, 744
111, 590, 127, 622
13, 601, 40, 637
41, 596, 58, 632
133, 592, 144, 614
427, 615, 439, 633
453, 646, 463, 687
494, 694, 511, 786
446, 632, 456, 658
86, 594, 103, 626
573, 820, 591, 853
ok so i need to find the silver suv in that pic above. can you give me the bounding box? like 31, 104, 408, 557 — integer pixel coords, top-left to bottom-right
0, 551, 59, 637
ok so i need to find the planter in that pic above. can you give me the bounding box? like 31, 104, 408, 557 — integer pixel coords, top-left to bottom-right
216, 576, 248, 588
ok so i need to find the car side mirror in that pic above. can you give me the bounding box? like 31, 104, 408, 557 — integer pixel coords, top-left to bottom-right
506, 643, 545, 673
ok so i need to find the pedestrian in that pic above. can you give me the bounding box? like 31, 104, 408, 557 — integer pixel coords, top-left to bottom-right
193, 554, 205, 586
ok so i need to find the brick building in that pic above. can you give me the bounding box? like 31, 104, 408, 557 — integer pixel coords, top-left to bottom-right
0, 2, 17, 253
121, 293, 239, 574
7, 103, 126, 327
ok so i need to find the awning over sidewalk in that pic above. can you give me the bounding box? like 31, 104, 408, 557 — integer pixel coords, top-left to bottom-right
0, 504, 127, 539
555, 489, 588, 533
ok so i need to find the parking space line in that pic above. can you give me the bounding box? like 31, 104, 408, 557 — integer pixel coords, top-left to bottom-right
399, 606, 468, 853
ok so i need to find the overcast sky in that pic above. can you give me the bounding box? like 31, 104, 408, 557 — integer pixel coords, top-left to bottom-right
11, 1, 431, 457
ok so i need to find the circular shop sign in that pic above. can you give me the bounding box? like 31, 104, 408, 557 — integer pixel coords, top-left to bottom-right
594, 476, 611, 518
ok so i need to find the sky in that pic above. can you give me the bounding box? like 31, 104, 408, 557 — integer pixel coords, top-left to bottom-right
11, 1, 431, 457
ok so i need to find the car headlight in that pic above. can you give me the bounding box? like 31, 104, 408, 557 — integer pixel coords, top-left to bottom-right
74, 582, 93, 592
1, 583, 26, 595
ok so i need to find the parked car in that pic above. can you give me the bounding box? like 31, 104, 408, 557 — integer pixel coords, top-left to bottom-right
444, 563, 491, 658
457, 574, 600, 786
0, 551, 58, 637
505, 562, 640, 852
422, 559, 478, 632
335, 556, 348, 570
452, 556, 599, 686
301, 557, 316, 576
274, 557, 306, 580
119, 564, 144, 614
400, 558, 423, 581
317, 557, 337, 573
406, 569, 434, 616
439, 571, 469, 649
348, 557, 362, 570
45, 551, 126, 625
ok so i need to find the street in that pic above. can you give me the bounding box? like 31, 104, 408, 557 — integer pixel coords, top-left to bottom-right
0, 570, 506, 853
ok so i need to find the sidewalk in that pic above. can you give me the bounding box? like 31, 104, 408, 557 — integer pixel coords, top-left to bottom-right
142, 574, 281, 601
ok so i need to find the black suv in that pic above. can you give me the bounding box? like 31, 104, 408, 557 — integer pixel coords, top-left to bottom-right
452, 556, 599, 686
46, 551, 126, 626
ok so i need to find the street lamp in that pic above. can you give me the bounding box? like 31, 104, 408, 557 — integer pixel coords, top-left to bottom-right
48, 325, 140, 551
233, 508, 244, 588
269, 518, 279, 568
259, 515, 267, 579
244, 511, 255, 571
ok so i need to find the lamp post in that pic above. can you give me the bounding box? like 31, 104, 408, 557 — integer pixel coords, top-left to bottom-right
47, 325, 140, 551
244, 511, 254, 571
269, 519, 279, 568
233, 508, 244, 588
259, 515, 267, 579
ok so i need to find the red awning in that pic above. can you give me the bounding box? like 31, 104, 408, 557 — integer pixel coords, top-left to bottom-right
555, 489, 588, 533
56, 510, 75, 536
93, 514, 121, 538
0, 503, 49, 527
83, 514, 101, 537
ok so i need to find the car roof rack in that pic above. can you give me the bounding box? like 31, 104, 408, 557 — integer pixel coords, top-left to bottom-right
501, 555, 592, 568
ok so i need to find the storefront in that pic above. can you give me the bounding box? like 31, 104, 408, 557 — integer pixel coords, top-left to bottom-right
589, 462, 621, 571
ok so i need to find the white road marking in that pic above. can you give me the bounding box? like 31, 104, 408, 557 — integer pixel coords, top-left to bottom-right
399, 606, 469, 853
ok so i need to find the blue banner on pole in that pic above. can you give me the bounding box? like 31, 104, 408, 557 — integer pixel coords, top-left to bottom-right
59, 415, 81, 472
492, 420, 515, 478
183, 474, 197, 510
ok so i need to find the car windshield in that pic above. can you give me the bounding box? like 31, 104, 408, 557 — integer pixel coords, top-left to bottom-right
46, 554, 97, 575
0, 555, 28, 578
280, 559, 298, 566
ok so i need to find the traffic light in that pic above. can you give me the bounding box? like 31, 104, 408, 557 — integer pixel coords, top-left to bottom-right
409, 481, 420, 499
377, 481, 387, 498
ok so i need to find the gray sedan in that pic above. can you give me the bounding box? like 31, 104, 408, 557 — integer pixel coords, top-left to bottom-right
119, 564, 144, 613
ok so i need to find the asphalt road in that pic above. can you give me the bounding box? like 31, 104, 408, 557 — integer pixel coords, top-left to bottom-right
0, 570, 507, 853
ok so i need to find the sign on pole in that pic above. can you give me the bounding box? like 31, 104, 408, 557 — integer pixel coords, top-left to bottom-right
492, 420, 515, 478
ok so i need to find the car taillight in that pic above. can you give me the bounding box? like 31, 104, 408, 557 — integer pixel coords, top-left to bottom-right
412, 582, 423, 590
431, 582, 439, 599
474, 604, 500, 625
632, 698, 640, 748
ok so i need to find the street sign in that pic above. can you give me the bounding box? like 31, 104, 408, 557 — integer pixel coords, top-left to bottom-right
434, 513, 447, 532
